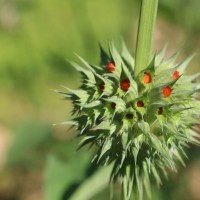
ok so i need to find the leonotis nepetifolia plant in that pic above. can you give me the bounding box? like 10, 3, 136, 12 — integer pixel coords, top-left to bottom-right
57, 0, 200, 199
58, 41, 200, 199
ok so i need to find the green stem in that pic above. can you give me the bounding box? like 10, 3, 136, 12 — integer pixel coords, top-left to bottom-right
135, 0, 158, 76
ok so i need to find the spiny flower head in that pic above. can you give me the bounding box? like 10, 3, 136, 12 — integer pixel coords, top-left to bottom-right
58, 42, 200, 200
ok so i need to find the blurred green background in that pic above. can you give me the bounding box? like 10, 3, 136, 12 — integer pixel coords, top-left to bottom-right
0, 0, 199, 200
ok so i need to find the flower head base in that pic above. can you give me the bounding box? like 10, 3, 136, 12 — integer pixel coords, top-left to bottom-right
137, 100, 144, 107
157, 107, 163, 115
111, 102, 116, 109
59, 42, 200, 200
99, 82, 105, 92
126, 113, 134, 119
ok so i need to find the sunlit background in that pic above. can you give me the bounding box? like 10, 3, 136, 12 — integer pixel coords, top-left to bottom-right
0, 0, 200, 199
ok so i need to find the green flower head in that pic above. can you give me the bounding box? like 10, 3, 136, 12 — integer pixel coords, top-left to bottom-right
58, 42, 200, 200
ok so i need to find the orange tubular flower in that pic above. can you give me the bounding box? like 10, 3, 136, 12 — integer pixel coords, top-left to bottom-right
163, 86, 172, 97
120, 78, 130, 91
107, 62, 115, 73
173, 71, 179, 80
143, 72, 152, 84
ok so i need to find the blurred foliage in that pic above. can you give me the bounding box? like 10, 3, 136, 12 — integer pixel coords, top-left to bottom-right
159, 0, 200, 33
45, 153, 92, 200
0, 0, 199, 200
6, 121, 53, 167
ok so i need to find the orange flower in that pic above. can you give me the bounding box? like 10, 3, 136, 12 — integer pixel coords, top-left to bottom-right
107, 62, 115, 73
173, 71, 179, 80
143, 72, 152, 84
120, 78, 130, 91
163, 86, 172, 97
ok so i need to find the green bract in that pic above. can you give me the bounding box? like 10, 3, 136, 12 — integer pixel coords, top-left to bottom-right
59, 42, 200, 200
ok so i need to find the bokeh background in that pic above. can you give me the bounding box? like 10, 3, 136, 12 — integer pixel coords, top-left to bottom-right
0, 0, 200, 200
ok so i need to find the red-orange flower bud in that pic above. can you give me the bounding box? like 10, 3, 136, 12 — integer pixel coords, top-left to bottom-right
107, 62, 115, 73
120, 78, 130, 91
143, 72, 152, 84
163, 86, 172, 97
173, 71, 179, 80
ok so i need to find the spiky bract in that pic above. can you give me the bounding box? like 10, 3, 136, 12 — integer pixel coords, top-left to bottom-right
59, 42, 200, 200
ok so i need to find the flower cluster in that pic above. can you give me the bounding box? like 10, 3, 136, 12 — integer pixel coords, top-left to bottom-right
59, 42, 200, 199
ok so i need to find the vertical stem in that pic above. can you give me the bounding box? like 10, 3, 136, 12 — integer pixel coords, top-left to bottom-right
135, 0, 158, 76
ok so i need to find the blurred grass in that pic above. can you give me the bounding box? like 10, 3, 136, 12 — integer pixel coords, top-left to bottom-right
0, 0, 199, 199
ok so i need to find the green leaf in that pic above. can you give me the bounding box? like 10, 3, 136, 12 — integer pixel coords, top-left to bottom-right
103, 96, 126, 113
157, 51, 180, 73
75, 54, 96, 74
99, 44, 111, 65
97, 138, 112, 163
143, 161, 151, 198
132, 144, 139, 165
123, 165, 134, 200
109, 41, 122, 79
53, 90, 71, 99
177, 53, 196, 73
6, 121, 52, 165
172, 148, 186, 167
77, 136, 96, 150
91, 121, 112, 131
69, 165, 112, 200
69, 60, 96, 85
135, 165, 143, 200
151, 164, 162, 187
155, 43, 168, 66
61, 86, 89, 104
149, 134, 175, 169
122, 132, 129, 149
81, 100, 101, 108
138, 121, 150, 134
57, 121, 78, 126
44, 152, 91, 200
121, 40, 135, 72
